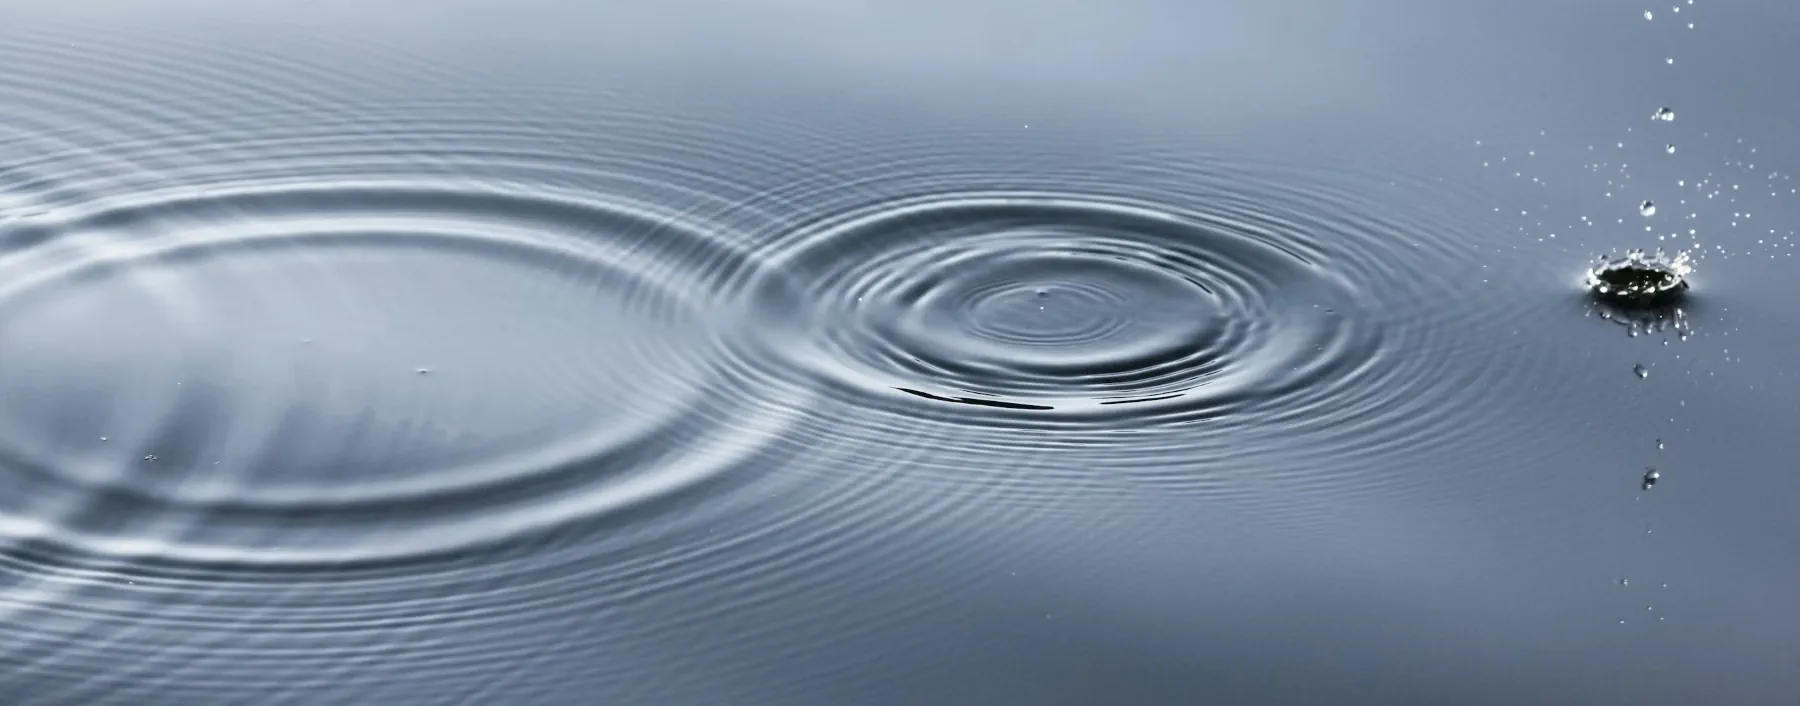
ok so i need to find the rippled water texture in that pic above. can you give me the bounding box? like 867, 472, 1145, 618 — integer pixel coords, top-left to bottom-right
0, 18, 1603, 705
4, 2, 1800, 704
0, 181, 798, 566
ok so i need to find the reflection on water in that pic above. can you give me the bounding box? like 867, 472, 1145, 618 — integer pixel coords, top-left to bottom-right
2, 0, 1800, 704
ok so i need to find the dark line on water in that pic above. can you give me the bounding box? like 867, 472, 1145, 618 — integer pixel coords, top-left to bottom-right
1098, 393, 1185, 406
894, 387, 1055, 411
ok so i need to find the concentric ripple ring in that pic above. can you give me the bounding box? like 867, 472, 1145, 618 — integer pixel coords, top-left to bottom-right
750, 191, 1364, 418
0, 178, 798, 568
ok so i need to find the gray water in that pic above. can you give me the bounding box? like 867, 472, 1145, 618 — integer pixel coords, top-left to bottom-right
2, 0, 1797, 704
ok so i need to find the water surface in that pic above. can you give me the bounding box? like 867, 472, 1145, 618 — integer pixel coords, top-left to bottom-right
2, 0, 1798, 704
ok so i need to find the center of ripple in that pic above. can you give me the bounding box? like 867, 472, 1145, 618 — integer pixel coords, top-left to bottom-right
891, 244, 1226, 374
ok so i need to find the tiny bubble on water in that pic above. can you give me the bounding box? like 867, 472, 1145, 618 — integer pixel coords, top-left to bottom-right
415, 368, 431, 375
1640, 201, 1657, 216
1035, 288, 1049, 297
1634, 363, 1649, 378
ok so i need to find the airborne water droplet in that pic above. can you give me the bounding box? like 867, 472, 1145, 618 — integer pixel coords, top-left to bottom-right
1642, 467, 1661, 490
1665, 144, 1676, 154
1634, 363, 1649, 379
1644, 9, 1654, 20
1653, 107, 1676, 121
1640, 200, 1657, 216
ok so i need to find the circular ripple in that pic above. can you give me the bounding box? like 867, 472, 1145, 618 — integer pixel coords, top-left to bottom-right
0, 179, 798, 568
753, 191, 1361, 418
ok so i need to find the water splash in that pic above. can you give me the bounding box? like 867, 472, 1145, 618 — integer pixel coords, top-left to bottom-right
1585, 249, 1692, 303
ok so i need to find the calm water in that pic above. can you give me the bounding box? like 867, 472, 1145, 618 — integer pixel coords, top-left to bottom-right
2, 0, 1798, 703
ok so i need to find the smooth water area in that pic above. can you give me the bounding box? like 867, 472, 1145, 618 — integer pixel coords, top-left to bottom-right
2, 0, 1798, 703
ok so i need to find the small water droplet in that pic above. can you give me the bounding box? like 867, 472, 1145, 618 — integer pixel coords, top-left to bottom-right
143, 454, 158, 462
99, 437, 108, 442
415, 368, 432, 375
1644, 9, 1654, 20
1640, 200, 1657, 216
1620, 578, 1630, 586
1634, 363, 1649, 379
1655, 438, 1664, 450
1642, 467, 1661, 490
1035, 288, 1049, 297
1665, 144, 1676, 154
1653, 107, 1676, 121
